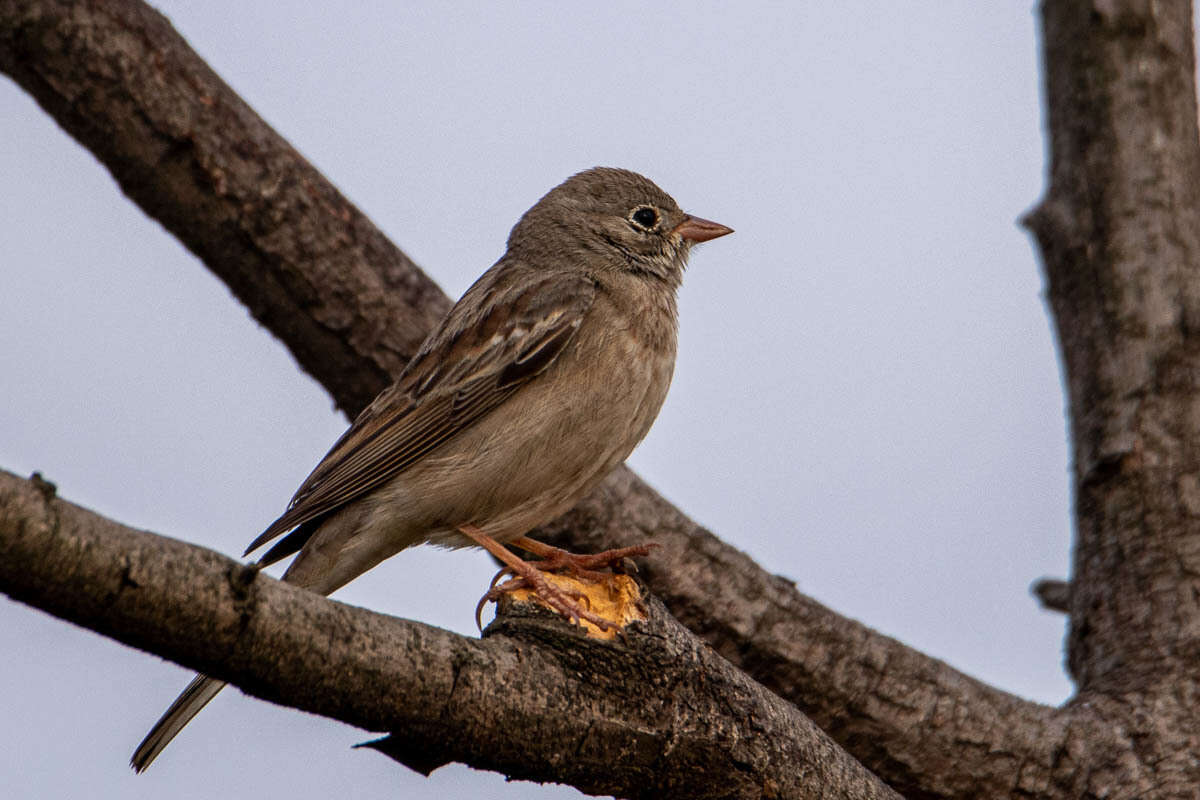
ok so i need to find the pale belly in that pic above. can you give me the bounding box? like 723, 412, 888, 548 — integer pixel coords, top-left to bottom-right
373, 325, 674, 548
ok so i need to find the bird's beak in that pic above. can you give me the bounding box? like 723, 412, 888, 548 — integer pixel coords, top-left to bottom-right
671, 215, 734, 243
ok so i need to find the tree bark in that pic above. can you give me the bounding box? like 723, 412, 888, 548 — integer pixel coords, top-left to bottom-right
0, 469, 899, 800
1023, 0, 1200, 795
0, 0, 447, 418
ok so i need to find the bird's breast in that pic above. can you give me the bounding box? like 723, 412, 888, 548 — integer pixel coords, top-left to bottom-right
386, 283, 679, 544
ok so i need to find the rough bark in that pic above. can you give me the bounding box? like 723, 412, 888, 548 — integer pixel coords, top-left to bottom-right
0, 469, 899, 800
535, 470, 1074, 800
1023, 0, 1200, 795
0, 0, 447, 418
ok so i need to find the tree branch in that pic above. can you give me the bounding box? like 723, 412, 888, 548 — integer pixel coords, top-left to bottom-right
1031, 578, 1070, 613
1021, 0, 1200, 793
0, 469, 900, 800
0, 0, 448, 418
8, 0, 1200, 794
536, 474, 1083, 799
1025, 0, 1200, 696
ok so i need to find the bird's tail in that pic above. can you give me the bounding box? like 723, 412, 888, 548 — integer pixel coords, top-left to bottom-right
130, 673, 227, 772
131, 508, 374, 772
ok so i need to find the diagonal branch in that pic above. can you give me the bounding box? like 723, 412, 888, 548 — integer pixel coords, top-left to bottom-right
535, 471, 1077, 799
0, 468, 900, 800
0, 0, 447, 418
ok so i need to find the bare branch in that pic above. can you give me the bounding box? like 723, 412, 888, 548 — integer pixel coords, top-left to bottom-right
536, 473, 1080, 799
1020, 0, 1200, 793
0, 0, 447, 417
1025, 0, 1200, 697
0, 468, 900, 800
1032, 578, 1070, 614
6, 0, 1200, 792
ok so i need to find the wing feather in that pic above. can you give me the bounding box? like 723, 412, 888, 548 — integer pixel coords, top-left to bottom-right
245, 266, 595, 557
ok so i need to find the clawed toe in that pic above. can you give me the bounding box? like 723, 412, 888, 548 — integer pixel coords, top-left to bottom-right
476, 570, 609, 632
488, 565, 517, 591
462, 526, 653, 633
511, 536, 658, 578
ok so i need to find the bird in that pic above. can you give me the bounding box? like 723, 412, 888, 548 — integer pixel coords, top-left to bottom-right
130, 166, 732, 772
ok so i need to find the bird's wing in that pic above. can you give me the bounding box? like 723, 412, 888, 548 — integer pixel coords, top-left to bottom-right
245, 267, 596, 561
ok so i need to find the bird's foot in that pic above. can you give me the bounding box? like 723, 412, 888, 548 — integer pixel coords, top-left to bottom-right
460, 526, 653, 635
475, 567, 611, 632
510, 536, 657, 579
461, 525, 631, 633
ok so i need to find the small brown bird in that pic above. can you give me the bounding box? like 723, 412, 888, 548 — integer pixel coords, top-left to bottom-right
131, 166, 732, 771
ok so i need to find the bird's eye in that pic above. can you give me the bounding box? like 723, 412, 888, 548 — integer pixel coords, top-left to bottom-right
630, 206, 659, 230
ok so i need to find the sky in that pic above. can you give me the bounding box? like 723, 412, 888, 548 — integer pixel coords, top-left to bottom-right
1, 3, 1073, 798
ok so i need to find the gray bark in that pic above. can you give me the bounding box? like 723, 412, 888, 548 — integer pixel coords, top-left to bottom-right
0, 469, 898, 800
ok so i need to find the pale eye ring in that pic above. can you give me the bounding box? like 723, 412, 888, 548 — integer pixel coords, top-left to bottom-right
630, 206, 659, 230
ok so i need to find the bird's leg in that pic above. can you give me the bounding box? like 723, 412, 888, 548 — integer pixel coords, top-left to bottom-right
509, 535, 657, 579
460, 525, 612, 632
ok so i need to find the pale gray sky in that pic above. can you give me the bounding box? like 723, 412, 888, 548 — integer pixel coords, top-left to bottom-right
2, 3, 1070, 798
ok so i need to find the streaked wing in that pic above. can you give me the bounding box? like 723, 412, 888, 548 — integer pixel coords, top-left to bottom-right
245, 265, 596, 558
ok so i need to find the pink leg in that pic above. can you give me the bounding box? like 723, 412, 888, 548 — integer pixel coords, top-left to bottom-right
509, 535, 656, 579
460, 525, 618, 632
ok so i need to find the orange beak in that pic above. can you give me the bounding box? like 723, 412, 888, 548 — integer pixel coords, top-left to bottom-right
672, 215, 734, 243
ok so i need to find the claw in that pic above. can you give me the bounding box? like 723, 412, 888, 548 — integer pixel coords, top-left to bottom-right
477, 575, 528, 630
475, 594, 488, 632
488, 566, 516, 591
460, 526, 651, 634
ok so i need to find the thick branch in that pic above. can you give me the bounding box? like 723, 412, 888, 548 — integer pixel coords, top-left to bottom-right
0, 1, 1059, 795
537, 473, 1081, 800
0, 0, 448, 417
1025, 0, 1200, 697
1021, 1, 1200, 794
0, 469, 899, 800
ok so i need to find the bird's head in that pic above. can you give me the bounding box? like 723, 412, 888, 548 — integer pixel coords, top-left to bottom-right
507, 167, 732, 287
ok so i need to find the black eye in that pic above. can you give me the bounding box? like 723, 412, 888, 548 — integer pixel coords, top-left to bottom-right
631, 206, 659, 229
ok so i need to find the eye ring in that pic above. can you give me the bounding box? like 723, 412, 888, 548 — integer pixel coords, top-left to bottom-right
630, 206, 659, 230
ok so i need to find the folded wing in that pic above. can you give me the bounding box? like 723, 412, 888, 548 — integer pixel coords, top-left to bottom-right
244, 266, 597, 562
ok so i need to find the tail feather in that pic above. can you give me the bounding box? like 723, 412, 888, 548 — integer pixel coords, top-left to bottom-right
130, 674, 227, 772
131, 505, 381, 772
